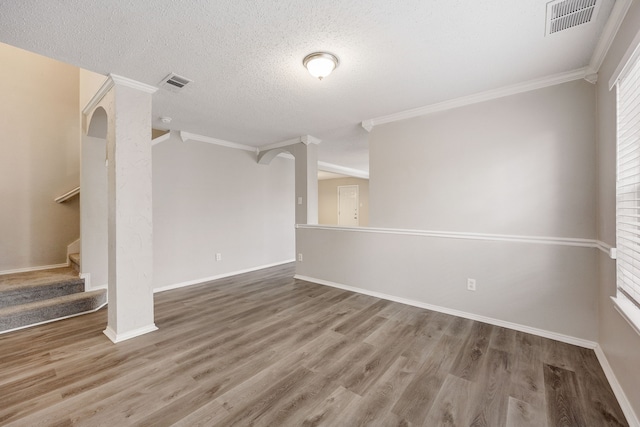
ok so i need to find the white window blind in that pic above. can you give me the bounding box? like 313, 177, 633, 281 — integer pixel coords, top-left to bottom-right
616, 47, 640, 314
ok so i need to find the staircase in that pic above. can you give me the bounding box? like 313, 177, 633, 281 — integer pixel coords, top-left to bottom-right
0, 256, 106, 334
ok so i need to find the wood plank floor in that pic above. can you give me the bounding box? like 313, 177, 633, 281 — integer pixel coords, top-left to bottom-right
0, 263, 628, 426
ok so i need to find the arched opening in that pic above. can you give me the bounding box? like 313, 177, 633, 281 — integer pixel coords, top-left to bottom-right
80, 106, 109, 290
87, 107, 108, 138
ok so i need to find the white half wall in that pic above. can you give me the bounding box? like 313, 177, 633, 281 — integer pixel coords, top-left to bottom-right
152, 133, 295, 289
296, 226, 598, 342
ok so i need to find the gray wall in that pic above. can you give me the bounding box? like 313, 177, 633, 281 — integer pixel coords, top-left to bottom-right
319, 177, 369, 226
297, 80, 600, 344
152, 134, 295, 289
296, 227, 598, 341
0, 43, 80, 271
369, 80, 596, 238
596, 0, 640, 416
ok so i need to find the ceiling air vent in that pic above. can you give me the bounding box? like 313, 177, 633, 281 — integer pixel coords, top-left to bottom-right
158, 73, 192, 92
545, 0, 600, 35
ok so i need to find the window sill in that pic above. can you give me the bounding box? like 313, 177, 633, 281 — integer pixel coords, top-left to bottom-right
611, 296, 640, 337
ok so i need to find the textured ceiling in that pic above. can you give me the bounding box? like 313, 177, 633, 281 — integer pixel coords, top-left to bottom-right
0, 0, 616, 172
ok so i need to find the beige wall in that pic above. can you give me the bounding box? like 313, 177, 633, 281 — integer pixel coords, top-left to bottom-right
0, 43, 80, 271
318, 177, 369, 226
596, 0, 640, 419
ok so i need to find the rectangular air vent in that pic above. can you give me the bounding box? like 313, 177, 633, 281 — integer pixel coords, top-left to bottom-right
159, 73, 192, 92
545, 0, 600, 35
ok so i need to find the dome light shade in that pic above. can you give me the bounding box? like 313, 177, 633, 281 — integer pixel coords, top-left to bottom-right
303, 52, 339, 80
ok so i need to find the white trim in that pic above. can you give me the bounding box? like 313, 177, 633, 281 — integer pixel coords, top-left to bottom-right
258, 135, 321, 153
594, 345, 640, 427
67, 239, 80, 259
587, 0, 633, 76
258, 137, 301, 152
103, 323, 158, 344
609, 26, 640, 90
612, 296, 640, 337
81, 74, 157, 116
151, 132, 172, 146
294, 274, 597, 349
362, 67, 588, 131
0, 301, 107, 335
301, 135, 322, 145
597, 240, 618, 259
179, 131, 256, 152
153, 259, 296, 293
54, 187, 80, 203
110, 74, 158, 94
82, 76, 113, 115
318, 162, 369, 179
80, 273, 91, 290
296, 224, 597, 249
0, 262, 70, 276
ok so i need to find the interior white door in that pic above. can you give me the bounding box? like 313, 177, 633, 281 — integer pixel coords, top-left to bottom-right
338, 185, 359, 226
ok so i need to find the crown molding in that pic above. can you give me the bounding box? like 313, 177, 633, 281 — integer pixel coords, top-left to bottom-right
110, 74, 158, 94
258, 135, 322, 153
318, 161, 369, 179
301, 135, 322, 145
179, 131, 256, 152
361, 67, 589, 131
82, 74, 158, 115
82, 75, 113, 115
586, 0, 634, 76
151, 132, 172, 146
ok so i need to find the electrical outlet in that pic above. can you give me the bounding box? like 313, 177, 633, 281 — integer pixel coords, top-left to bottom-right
298, 253, 303, 262
216, 253, 222, 261
467, 278, 476, 291
297, 197, 303, 205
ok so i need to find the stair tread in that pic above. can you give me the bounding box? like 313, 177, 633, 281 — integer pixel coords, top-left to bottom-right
0, 267, 81, 294
0, 289, 106, 316
69, 253, 80, 263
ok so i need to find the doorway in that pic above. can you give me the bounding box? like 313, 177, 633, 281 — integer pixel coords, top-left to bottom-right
338, 185, 359, 226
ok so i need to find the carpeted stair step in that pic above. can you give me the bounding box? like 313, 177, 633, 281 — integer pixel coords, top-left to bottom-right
69, 253, 80, 273
0, 289, 106, 333
0, 267, 84, 308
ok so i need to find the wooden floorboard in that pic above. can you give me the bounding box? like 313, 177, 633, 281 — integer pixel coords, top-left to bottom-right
0, 262, 629, 426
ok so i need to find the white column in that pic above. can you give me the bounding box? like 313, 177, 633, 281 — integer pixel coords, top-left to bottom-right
103, 77, 157, 343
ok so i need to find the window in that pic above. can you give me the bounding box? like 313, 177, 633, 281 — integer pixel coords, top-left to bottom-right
615, 42, 640, 335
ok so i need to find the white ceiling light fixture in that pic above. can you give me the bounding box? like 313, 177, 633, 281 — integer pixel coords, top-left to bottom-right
303, 52, 339, 80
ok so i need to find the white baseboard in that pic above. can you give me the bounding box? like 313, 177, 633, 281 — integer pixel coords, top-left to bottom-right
0, 301, 107, 335
103, 323, 158, 344
0, 262, 70, 276
154, 259, 296, 294
294, 274, 597, 349
594, 345, 640, 427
